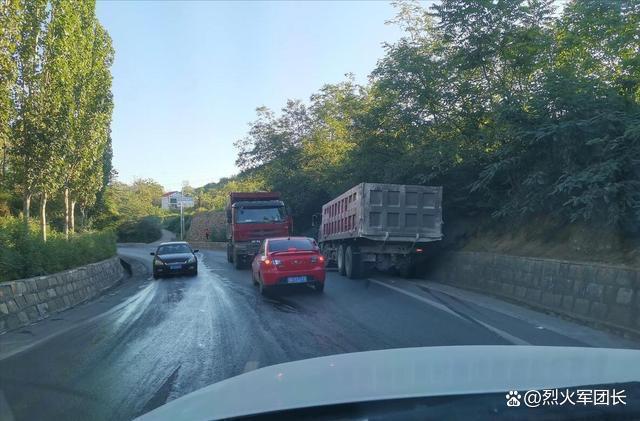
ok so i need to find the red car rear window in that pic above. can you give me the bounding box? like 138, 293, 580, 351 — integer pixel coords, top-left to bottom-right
268, 239, 315, 252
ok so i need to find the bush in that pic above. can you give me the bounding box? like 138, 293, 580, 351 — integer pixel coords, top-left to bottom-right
116, 216, 162, 243
162, 214, 191, 236
0, 216, 117, 282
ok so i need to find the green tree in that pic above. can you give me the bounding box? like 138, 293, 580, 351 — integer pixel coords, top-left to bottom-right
470, 0, 640, 229
11, 0, 48, 225
64, 15, 113, 236
34, 0, 84, 241
0, 0, 20, 185
230, 0, 640, 237
6, 0, 114, 240
104, 178, 165, 223
90, 134, 116, 229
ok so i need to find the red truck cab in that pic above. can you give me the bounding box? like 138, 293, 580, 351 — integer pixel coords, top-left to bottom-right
226, 192, 292, 269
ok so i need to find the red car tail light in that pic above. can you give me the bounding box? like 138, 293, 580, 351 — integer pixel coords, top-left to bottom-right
310, 255, 325, 263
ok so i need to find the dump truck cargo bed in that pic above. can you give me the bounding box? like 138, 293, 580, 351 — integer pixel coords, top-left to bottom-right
319, 183, 443, 244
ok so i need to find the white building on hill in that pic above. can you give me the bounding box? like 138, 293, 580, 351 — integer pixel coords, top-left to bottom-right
161, 191, 195, 210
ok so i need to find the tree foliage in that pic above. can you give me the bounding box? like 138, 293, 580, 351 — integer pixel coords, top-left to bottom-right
231, 0, 640, 235
0, 0, 114, 240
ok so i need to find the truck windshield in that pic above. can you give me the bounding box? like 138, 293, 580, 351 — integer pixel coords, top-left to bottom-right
236, 206, 285, 224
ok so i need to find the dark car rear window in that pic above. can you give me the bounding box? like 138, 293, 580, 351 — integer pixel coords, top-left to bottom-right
157, 244, 192, 255
268, 239, 315, 252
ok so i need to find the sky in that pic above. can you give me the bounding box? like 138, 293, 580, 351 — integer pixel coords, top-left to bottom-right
95, 1, 406, 192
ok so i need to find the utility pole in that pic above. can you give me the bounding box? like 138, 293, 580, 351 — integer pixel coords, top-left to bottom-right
180, 180, 189, 241
180, 187, 184, 241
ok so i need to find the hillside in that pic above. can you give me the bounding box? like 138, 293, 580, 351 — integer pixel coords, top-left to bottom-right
449, 216, 640, 269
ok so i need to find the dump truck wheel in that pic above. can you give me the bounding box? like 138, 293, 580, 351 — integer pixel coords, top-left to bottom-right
345, 245, 362, 279
233, 250, 243, 269
337, 244, 346, 276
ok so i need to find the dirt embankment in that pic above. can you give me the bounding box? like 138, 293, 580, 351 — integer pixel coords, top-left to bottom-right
451, 215, 640, 269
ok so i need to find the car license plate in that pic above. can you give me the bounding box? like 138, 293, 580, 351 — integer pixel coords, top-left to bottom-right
170, 264, 182, 270
287, 276, 306, 284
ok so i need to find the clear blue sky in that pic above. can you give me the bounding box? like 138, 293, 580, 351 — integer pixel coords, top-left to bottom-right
95, 1, 405, 191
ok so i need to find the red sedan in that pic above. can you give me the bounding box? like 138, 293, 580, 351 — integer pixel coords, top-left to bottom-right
251, 237, 325, 295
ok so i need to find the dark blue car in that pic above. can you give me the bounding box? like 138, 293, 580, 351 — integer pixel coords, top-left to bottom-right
151, 242, 199, 279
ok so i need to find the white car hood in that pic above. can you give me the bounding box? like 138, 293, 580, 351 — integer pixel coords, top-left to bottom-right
137, 345, 640, 420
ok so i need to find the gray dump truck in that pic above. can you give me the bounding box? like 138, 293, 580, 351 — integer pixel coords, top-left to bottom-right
315, 183, 443, 278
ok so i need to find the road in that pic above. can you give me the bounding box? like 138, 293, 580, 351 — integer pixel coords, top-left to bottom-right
0, 243, 638, 421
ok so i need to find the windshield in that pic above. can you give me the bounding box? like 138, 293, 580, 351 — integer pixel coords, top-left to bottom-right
236, 207, 285, 224
268, 238, 315, 252
156, 244, 192, 255
1, 1, 638, 420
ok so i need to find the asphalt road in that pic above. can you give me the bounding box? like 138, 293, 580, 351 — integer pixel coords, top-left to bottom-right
0, 244, 638, 421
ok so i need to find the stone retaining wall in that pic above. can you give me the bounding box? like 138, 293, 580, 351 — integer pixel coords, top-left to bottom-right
186, 211, 226, 242
427, 252, 640, 334
0, 256, 124, 334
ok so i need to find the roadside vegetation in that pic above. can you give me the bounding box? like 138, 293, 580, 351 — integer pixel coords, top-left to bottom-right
1, 0, 114, 239
95, 178, 165, 243
0, 216, 116, 282
116, 216, 162, 244
163, 214, 192, 237
203, 1, 640, 264
0, 0, 118, 280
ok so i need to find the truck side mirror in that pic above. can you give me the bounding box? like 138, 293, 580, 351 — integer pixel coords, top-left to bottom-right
226, 209, 231, 223
311, 214, 319, 227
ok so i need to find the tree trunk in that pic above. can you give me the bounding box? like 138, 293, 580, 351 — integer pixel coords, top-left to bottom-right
23, 193, 31, 227
63, 186, 69, 239
70, 200, 76, 234
80, 206, 86, 230
40, 192, 47, 242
